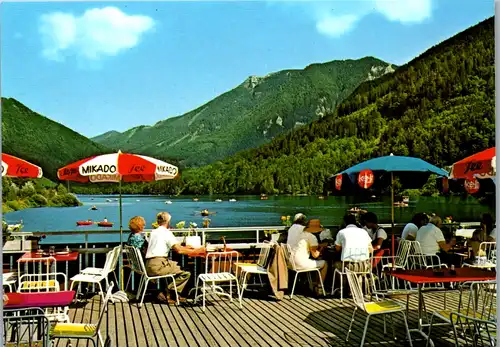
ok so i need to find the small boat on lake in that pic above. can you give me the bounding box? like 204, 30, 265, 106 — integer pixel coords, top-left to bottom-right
105, 199, 112, 202
215, 199, 222, 202
76, 220, 93, 226
89, 205, 98, 211
402, 196, 410, 203
193, 198, 199, 202
348, 207, 367, 214
394, 202, 409, 207
165, 200, 172, 204
97, 221, 113, 227
260, 194, 268, 200
229, 199, 237, 202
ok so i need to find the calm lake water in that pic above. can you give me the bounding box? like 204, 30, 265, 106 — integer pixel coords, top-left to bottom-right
5, 194, 494, 244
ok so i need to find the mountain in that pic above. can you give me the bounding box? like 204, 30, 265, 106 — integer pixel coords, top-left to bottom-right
177, 17, 494, 195
1, 98, 110, 181
92, 57, 395, 167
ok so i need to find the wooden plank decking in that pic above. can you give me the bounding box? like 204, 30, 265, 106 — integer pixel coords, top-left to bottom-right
53, 289, 463, 347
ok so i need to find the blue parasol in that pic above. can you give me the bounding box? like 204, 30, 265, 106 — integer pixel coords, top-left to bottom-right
332, 154, 448, 258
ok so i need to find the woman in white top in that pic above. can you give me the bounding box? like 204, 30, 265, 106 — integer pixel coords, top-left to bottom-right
402, 213, 428, 240
286, 213, 307, 249
291, 219, 327, 294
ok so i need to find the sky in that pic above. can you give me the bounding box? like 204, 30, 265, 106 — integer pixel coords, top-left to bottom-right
1, 0, 494, 138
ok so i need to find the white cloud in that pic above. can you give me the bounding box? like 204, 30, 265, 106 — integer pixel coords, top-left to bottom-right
316, 14, 359, 38
374, 0, 433, 24
276, 0, 434, 39
39, 7, 155, 62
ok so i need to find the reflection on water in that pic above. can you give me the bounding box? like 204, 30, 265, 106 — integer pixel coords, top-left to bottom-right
4, 194, 493, 244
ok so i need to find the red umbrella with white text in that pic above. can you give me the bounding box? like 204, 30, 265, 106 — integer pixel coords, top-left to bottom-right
57, 151, 179, 260
2, 153, 43, 178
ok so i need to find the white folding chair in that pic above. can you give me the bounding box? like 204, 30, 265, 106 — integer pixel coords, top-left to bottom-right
123, 246, 180, 308
81, 245, 121, 288
194, 251, 241, 312
282, 243, 325, 300
345, 269, 413, 347
50, 283, 114, 347
17, 256, 66, 293
70, 246, 121, 303
235, 241, 273, 299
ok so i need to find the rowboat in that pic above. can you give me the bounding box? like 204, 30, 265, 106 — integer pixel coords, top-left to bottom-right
97, 221, 113, 227
76, 221, 93, 226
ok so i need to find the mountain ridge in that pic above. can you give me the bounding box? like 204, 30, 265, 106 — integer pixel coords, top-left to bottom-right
92, 56, 396, 166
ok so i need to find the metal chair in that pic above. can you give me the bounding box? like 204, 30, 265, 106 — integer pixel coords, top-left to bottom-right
123, 245, 180, 307
450, 312, 497, 347
194, 251, 242, 312
283, 243, 325, 299
70, 246, 121, 303
464, 242, 496, 269
235, 241, 273, 299
426, 280, 497, 347
345, 268, 413, 347
3, 308, 50, 347
50, 282, 114, 347
331, 247, 371, 302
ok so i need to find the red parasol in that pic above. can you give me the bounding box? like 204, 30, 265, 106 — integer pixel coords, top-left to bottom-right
449, 147, 496, 180
2, 153, 43, 178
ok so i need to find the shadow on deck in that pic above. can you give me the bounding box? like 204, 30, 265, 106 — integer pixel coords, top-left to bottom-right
54, 289, 459, 347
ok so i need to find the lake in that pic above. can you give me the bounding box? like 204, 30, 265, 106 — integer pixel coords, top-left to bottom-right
4, 194, 494, 244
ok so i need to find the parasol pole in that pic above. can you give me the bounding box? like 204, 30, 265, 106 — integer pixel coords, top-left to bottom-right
391, 172, 395, 267
119, 179, 124, 290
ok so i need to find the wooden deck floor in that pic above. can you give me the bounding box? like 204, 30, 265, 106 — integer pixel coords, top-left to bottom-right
53, 288, 463, 347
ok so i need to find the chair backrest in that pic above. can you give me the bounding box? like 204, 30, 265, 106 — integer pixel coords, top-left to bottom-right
451, 312, 496, 347
344, 268, 367, 311
458, 280, 497, 322
256, 241, 273, 268
18, 256, 57, 278
282, 243, 296, 271
95, 282, 115, 331
101, 248, 117, 274
205, 251, 239, 274
124, 246, 145, 275
108, 245, 122, 272
394, 240, 413, 268
3, 308, 50, 346
478, 242, 496, 265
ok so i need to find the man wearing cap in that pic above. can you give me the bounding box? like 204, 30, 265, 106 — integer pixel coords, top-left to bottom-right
287, 213, 307, 249
146, 212, 205, 304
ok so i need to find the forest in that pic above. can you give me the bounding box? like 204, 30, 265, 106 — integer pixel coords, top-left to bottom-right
70, 17, 494, 198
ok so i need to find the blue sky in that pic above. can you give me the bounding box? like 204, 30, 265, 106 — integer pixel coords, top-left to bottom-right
1, 0, 494, 138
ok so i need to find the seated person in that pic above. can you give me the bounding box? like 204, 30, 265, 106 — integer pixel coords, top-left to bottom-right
146, 212, 205, 304
334, 214, 373, 273
291, 219, 327, 294
402, 213, 428, 241
363, 212, 388, 250
470, 213, 496, 259
416, 216, 456, 264
127, 216, 148, 254
286, 213, 307, 249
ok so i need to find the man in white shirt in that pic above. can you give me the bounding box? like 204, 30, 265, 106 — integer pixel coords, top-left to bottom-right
286, 213, 307, 249
146, 212, 205, 304
362, 212, 388, 250
401, 213, 428, 241
334, 214, 373, 272
416, 216, 456, 263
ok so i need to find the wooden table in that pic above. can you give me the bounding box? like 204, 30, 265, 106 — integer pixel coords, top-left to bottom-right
389, 268, 496, 346
4, 290, 75, 309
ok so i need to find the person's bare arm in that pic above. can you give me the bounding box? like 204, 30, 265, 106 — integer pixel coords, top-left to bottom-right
172, 244, 203, 255
310, 246, 321, 259
438, 239, 456, 252
373, 238, 383, 250
335, 244, 341, 252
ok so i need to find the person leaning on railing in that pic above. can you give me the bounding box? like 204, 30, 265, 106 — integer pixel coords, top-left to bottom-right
145, 212, 205, 304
